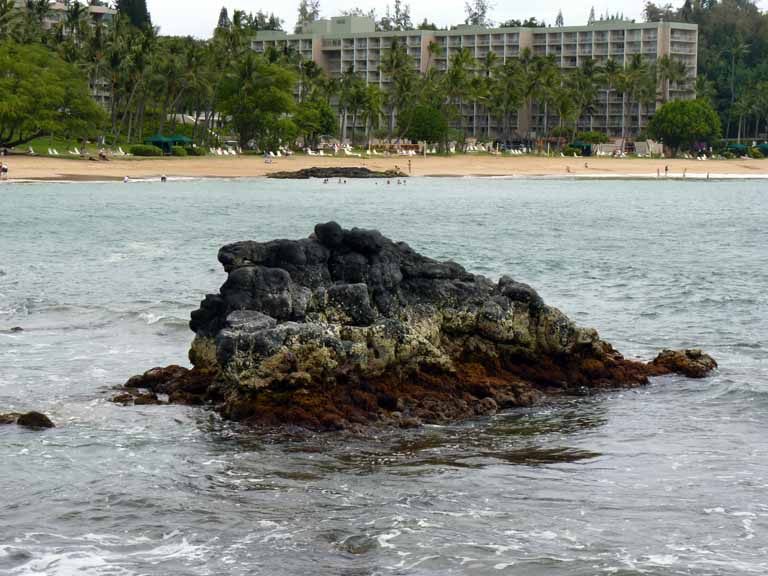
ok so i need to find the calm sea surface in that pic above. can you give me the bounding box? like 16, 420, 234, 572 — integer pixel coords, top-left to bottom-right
0, 178, 766, 575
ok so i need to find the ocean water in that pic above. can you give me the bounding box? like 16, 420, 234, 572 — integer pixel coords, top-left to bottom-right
0, 177, 766, 576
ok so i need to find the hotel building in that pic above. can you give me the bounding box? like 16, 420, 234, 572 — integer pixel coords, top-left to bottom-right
254, 17, 698, 141
16, 2, 118, 108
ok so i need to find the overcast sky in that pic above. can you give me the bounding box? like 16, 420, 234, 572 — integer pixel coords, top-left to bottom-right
146, 0, 766, 39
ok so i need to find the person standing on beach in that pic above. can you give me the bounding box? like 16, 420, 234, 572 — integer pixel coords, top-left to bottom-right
408, 159, 412, 174
0, 162, 8, 180
664, 165, 669, 177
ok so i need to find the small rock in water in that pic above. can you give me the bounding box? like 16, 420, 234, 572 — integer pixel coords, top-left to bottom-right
0, 411, 56, 429
1, 326, 23, 333
650, 349, 718, 379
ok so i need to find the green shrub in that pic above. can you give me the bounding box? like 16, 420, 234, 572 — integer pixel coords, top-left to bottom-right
576, 131, 609, 144
747, 147, 764, 159
130, 144, 163, 156
171, 146, 187, 157
563, 146, 582, 156
185, 146, 206, 156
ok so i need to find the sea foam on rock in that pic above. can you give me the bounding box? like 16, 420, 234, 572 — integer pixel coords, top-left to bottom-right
118, 222, 717, 430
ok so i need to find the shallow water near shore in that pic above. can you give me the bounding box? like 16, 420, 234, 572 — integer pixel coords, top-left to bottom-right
1, 178, 766, 575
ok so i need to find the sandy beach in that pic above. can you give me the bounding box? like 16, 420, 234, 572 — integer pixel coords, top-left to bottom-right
2, 154, 768, 181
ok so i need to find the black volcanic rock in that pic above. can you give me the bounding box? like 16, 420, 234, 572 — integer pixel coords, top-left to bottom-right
122, 222, 717, 430
267, 167, 406, 179
0, 411, 55, 429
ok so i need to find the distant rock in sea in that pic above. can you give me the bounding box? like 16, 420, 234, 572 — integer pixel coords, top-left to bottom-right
267, 167, 406, 179
0, 411, 55, 429
117, 222, 717, 430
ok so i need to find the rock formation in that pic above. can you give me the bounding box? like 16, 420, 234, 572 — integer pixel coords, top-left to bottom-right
118, 222, 717, 430
267, 167, 406, 179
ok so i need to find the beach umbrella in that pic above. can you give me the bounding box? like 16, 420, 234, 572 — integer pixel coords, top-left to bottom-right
145, 135, 174, 154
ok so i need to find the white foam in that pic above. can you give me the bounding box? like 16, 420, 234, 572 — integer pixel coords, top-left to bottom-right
138, 311, 164, 325
377, 529, 401, 549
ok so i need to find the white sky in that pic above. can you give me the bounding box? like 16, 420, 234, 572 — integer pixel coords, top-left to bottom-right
145, 0, 731, 39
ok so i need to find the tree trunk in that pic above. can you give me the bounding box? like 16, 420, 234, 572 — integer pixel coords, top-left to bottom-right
159, 93, 170, 136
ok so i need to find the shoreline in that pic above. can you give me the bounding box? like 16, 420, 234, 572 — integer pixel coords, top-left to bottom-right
2, 154, 768, 182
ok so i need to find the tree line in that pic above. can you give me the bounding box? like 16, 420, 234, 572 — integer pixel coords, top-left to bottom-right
0, 0, 757, 152
643, 0, 768, 140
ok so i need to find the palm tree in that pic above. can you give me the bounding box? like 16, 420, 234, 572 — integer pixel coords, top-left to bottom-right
553, 80, 577, 135
361, 84, 383, 148
21, 0, 49, 43
474, 50, 499, 136
569, 58, 600, 138
337, 66, 356, 143
694, 76, 717, 106
65, 0, 89, 48
538, 58, 562, 138
0, 0, 21, 41
656, 55, 688, 103
636, 64, 657, 135
487, 59, 523, 143
518, 50, 557, 139
380, 39, 414, 140
346, 76, 367, 145
425, 40, 443, 70
721, 40, 749, 138
618, 54, 648, 141
444, 47, 474, 142
600, 58, 621, 137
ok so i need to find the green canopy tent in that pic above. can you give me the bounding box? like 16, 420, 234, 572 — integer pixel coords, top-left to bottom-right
569, 141, 592, 157
170, 135, 192, 146
756, 143, 768, 156
727, 143, 748, 155
144, 135, 174, 154
144, 135, 192, 155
